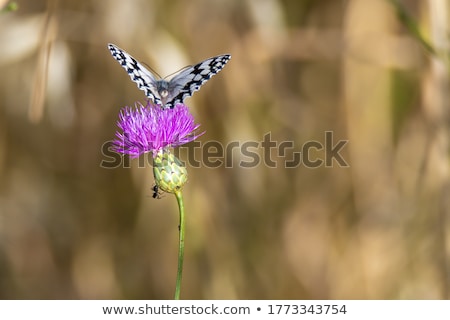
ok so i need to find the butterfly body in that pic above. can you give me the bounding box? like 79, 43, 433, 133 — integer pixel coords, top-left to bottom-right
108, 43, 231, 109
155, 80, 170, 105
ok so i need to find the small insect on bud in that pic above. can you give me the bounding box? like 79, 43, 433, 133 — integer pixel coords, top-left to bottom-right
152, 184, 163, 199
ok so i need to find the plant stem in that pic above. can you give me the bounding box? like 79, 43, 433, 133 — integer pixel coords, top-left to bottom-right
174, 190, 185, 300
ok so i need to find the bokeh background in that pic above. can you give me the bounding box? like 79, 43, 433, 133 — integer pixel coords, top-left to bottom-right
0, 0, 449, 299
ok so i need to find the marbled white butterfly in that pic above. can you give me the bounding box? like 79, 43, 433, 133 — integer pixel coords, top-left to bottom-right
108, 43, 231, 109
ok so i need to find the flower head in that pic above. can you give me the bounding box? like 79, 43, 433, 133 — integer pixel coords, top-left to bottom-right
113, 101, 203, 158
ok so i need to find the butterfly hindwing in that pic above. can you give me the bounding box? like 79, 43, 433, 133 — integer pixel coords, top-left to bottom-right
108, 43, 231, 109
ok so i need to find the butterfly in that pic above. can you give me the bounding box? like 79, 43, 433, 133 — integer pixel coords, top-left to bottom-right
108, 43, 231, 109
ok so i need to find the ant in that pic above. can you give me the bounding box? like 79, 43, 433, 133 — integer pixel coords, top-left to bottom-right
152, 184, 163, 199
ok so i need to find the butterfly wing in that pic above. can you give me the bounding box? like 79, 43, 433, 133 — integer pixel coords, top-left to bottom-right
107, 43, 162, 105
165, 54, 231, 109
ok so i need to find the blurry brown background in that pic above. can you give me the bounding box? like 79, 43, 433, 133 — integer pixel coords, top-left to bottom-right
0, 0, 449, 299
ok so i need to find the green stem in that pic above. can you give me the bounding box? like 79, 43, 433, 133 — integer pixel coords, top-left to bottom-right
174, 190, 185, 300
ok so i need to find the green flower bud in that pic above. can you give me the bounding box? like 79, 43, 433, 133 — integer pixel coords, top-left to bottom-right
153, 151, 188, 193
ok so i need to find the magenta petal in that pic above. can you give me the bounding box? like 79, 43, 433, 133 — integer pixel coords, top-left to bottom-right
113, 101, 203, 157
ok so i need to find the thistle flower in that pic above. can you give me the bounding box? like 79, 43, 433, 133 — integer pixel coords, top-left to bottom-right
113, 101, 203, 158
113, 100, 200, 300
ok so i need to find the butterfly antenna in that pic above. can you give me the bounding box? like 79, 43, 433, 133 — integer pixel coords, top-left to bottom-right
142, 61, 163, 79
163, 65, 192, 80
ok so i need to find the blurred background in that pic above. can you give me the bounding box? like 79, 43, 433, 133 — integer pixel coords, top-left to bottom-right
0, 0, 449, 299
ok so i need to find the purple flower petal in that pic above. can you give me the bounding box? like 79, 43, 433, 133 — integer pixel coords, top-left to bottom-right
113, 101, 204, 158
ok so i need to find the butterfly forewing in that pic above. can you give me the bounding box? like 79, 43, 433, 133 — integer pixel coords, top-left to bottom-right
108, 44, 163, 105
166, 55, 231, 108
107, 43, 231, 109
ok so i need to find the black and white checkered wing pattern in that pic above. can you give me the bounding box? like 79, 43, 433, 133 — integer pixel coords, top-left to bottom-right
108, 43, 162, 106
108, 43, 231, 109
165, 54, 231, 108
